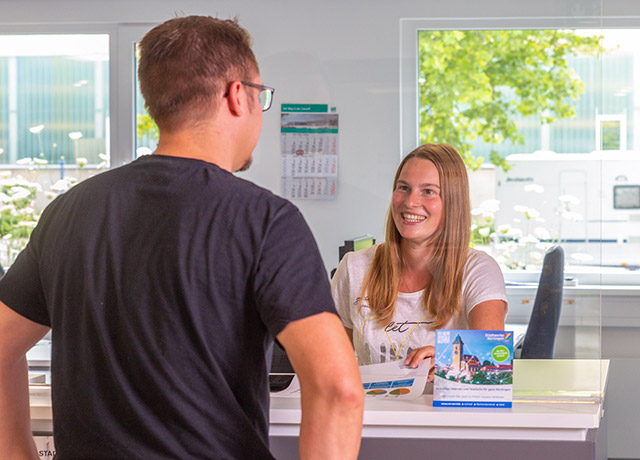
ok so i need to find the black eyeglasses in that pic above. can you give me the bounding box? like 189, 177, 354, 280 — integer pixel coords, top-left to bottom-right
241, 81, 275, 112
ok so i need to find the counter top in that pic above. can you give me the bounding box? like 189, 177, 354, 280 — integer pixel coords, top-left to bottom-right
30, 359, 609, 442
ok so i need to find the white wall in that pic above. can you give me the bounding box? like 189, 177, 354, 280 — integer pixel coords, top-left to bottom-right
2, 0, 640, 271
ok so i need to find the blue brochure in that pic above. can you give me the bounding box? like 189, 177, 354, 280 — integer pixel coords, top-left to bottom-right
433, 330, 513, 408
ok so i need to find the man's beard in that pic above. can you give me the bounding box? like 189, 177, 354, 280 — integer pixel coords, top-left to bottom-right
236, 156, 253, 172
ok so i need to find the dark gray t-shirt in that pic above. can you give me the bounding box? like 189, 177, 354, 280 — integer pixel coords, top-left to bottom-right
0, 154, 335, 459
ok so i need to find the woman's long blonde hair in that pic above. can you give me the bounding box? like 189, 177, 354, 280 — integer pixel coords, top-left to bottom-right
361, 143, 471, 329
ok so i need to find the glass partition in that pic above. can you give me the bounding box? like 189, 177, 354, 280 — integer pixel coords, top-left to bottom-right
399, 16, 637, 406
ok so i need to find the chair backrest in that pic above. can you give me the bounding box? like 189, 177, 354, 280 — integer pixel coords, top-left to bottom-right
520, 246, 564, 359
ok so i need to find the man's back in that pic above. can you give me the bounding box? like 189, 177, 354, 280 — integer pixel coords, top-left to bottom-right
1, 154, 334, 458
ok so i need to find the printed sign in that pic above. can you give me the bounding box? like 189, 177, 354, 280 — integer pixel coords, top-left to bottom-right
433, 330, 513, 408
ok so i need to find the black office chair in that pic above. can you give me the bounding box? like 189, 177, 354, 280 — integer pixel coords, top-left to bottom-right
517, 246, 564, 359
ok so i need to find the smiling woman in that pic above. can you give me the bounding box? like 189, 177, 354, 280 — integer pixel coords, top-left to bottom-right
331, 143, 508, 374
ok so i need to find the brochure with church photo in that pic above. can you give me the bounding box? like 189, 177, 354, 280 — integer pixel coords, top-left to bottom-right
433, 330, 513, 408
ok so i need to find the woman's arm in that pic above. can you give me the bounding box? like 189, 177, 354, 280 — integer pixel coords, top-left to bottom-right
468, 299, 507, 330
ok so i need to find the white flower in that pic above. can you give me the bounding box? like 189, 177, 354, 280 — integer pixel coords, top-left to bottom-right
562, 211, 583, 222
505, 241, 518, 252
45, 191, 57, 199
479, 199, 500, 213
524, 184, 544, 193
482, 211, 494, 223
479, 227, 490, 237
506, 228, 523, 238
495, 254, 508, 264
29, 124, 44, 134
0, 148, 4, 155
471, 208, 483, 216
98, 153, 110, 161
520, 235, 540, 244
16, 158, 34, 165
68, 132, 83, 140
559, 194, 580, 205
571, 253, 594, 262
524, 208, 540, 219
529, 251, 543, 263
33, 158, 49, 165
534, 227, 550, 240
514, 205, 529, 214
9, 187, 31, 201
17, 221, 37, 228
470, 223, 478, 231
0, 171, 10, 178
51, 179, 74, 192
0, 204, 16, 213
76, 157, 88, 168
536, 242, 555, 253
497, 224, 511, 234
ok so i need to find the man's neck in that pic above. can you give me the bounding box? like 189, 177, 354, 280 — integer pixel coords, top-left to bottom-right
152, 124, 238, 172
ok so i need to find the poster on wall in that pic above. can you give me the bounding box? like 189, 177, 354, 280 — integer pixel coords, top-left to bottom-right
280, 104, 338, 200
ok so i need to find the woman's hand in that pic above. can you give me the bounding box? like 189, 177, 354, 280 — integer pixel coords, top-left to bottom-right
404, 346, 435, 381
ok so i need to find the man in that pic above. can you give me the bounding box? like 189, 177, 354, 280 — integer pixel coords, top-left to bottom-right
0, 16, 363, 459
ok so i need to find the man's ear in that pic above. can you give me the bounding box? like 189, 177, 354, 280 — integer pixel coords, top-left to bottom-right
225, 80, 244, 117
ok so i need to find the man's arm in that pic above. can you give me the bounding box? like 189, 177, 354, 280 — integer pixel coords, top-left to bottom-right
277, 312, 364, 460
0, 301, 50, 460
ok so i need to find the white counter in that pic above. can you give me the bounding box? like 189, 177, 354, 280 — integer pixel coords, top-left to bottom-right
270, 359, 609, 460
30, 360, 609, 460
270, 359, 607, 442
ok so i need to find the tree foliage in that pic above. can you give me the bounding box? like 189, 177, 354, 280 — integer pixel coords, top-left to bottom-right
418, 30, 604, 170
137, 113, 159, 141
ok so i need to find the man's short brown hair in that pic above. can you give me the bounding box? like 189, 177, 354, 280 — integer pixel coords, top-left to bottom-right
138, 16, 259, 132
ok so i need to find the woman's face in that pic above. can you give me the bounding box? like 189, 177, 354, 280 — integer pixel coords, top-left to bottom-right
391, 158, 443, 246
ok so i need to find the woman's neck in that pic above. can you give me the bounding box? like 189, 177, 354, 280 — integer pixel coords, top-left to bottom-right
398, 240, 434, 293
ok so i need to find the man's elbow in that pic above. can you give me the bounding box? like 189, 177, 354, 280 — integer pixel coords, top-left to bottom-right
323, 374, 365, 411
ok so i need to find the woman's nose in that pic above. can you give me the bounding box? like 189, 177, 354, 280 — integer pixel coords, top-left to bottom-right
406, 190, 420, 207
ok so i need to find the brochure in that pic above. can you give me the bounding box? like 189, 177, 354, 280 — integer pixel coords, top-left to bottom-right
270, 359, 430, 400
360, 359, 430, 400
433, 330, 513, 408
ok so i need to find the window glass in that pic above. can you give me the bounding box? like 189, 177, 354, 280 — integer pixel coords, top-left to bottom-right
0, 34, 109, 267
418, 29, 638, 161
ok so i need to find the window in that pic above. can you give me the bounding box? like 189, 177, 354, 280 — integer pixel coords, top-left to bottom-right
0, 34, 109, 267
0, 24, 151, 268
134, 43, 157, 157
401, 21, 640, 284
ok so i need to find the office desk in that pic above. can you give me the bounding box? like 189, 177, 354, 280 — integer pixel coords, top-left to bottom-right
269, 359, 609, 460
30, 360, 608, 460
